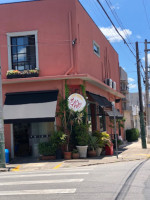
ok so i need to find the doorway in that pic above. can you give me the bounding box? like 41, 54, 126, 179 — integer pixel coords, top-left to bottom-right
13, 123, 31, 157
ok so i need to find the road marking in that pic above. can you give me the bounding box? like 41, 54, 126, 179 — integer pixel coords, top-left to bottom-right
53, 163, 63, 169
0, 172, 89, 179
0, 189, 76, 196
11, 165, 20, 172
0, 179, 83, 186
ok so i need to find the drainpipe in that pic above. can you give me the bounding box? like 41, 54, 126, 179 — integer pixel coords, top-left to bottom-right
65, 12, 74, 75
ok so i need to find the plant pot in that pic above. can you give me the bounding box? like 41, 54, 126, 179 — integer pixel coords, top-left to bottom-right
41, 155, 56, 160
87, 150, 97, 157
105, 144, 113, 155
76, 146, 88, 158
72, 153, 79, 159
64, 151, 71, 160
96, 147, 102, 156
56, 148, 63, 159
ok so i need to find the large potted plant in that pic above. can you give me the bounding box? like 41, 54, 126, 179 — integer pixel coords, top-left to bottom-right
50, 130, 67, 159
75, 123, 89, 158
88, 135, 99, 157
93, 131, 111, 156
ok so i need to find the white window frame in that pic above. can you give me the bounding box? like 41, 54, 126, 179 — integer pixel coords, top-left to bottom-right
7, 30, 39, 70
93, 40, 100, 57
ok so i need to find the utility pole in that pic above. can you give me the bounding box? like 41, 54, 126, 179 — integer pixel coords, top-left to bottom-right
145, 39, 149, 126
0, 54, 5, 168
144, 39, 150, 143
136, 42, 147, 148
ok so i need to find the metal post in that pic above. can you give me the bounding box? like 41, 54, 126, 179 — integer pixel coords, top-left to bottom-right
0, 54, 5, 168
136, 42, 147, 148
145, 39, 149, 127
112, 103, 118, 159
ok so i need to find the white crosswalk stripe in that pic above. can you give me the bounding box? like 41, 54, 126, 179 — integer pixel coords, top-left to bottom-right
0, 189, 76, 195
0, 167, 92, 196
0, 178, 84, 186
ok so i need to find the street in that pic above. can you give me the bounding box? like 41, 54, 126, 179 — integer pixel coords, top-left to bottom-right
0, 159, 150, 200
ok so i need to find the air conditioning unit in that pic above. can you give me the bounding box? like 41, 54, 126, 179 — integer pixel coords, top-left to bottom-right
104, 79, 112, 88
112, 81, 116, 90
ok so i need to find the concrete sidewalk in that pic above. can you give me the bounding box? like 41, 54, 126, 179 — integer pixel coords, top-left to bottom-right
1, 139, 150, 172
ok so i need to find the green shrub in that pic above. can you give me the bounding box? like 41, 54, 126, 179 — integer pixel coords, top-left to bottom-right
38, 142, 57, 156
93, 130, 111, 148
126, 128, 140, 142
75, 124, 89, 146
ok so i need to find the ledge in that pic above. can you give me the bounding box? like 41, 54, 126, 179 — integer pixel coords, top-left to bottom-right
2, 74, 124, 98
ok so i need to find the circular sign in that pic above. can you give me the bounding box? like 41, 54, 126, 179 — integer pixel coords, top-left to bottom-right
68, 93, 86, 112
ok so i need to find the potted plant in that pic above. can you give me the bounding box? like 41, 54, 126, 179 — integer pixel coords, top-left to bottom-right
6, 69, 39, 79
72, 149, 79, 159
51, 130, 67, 159
87, 135, 99, 157
63, 131, 72, 159
75, 123, 89, 158
93, 130, 111, 156
38, 142, 57, 160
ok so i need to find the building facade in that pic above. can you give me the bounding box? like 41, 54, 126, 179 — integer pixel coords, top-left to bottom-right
120, 67, 133, 135
0, 0, 123, 159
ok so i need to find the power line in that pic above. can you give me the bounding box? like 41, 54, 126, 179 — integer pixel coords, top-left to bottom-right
96, 0, 136, 57
142, 0, 150, 33
104, 0, 135, 52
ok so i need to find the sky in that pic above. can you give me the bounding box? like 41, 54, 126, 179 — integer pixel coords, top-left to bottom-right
0, 0, 149, 93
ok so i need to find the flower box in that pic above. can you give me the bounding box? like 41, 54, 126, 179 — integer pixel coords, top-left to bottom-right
6, 69, 39, 79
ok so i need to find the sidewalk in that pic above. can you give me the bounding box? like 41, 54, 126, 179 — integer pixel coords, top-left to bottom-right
1, 139, 150, 172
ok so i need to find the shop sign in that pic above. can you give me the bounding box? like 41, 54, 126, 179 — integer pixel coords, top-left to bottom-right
68, 93, 86, 112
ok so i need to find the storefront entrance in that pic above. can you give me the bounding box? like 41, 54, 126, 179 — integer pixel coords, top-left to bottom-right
13, 122, 55, 158
14, 123, 31, 157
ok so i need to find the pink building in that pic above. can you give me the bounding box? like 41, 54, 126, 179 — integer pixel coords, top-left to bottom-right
0, 0, 124, 159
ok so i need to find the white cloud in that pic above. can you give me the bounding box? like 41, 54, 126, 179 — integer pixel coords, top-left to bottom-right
142, 53, 150, 65
136, 35, 141, 39
128, 83, 137, 89
110, 4, 120, 10
99, 26, 132, 43
128, 77, 135, 82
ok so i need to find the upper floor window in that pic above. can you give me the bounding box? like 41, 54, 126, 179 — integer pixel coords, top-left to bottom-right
93, 41, 100, 57
7, 31, 39, 71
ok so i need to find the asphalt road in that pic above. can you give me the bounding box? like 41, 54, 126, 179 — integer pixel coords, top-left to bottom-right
0, 160, 149, 200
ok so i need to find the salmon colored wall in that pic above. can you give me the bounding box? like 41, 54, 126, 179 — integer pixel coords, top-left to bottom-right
75, 1, 120, 91
0, 0, 77, 78
4, 124, 11, 154
0, 0, 120, 93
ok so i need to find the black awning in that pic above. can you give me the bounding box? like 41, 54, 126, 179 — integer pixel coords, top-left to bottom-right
87, 91, 112, 108
106, 108, 123, 119
3, 90, 58, 124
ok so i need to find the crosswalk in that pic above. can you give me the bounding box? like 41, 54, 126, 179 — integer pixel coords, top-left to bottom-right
0, 166, 94, 197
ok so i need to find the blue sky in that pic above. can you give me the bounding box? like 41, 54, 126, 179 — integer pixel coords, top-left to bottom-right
0, 0, 149, 93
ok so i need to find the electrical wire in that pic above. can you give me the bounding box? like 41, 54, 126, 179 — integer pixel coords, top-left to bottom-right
105, 0, 135, 52
142, 0, 150, 33
96, 0, 136, 58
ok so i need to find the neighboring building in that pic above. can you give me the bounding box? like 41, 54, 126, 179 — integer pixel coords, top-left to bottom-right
129, 93, 141, 131
120, 67, 133, 137
0, 0, 124, 159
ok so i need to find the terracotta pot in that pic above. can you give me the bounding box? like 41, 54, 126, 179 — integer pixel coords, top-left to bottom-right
87, 150, 97, 157
41, 155, 56, 160
72, 153, 79, 159
64, 151, 71, 159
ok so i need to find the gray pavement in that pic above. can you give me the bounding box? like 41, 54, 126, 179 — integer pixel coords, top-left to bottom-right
1, 139, 150, 172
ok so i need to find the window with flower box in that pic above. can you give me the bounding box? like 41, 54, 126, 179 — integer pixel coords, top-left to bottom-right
7, 31, 39, 71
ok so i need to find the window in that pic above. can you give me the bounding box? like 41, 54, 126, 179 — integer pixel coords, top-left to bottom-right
93, 41, 100, 57
7, 31, 39, 71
